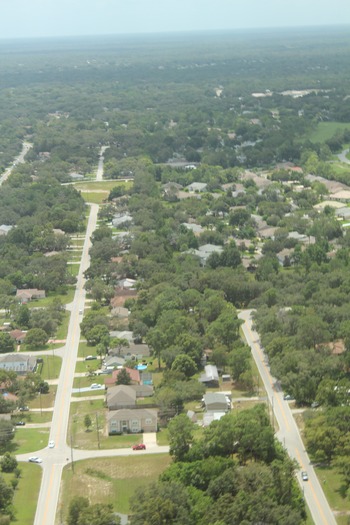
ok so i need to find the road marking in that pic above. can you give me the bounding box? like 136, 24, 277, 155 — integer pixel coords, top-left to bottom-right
42, 464, 56, 525
244, 322, 290, 431
295, 449, 330, 525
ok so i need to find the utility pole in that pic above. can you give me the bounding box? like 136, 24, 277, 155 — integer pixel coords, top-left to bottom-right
96, 412, 100, 449
70, 433, 74, 473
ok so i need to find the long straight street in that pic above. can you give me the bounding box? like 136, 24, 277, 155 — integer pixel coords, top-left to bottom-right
238, 309, 337, 525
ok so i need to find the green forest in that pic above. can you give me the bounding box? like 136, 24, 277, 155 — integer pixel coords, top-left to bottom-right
1, 26, 350, 524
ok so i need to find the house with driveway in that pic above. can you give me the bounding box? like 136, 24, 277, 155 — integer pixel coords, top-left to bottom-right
106, 384, 154, 410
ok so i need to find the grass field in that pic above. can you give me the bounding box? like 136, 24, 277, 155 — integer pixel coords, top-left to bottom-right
69, 399, 143, 450
4, 463, 42, 525
10, 427, 50, 454
12, 411, 52, 424
59, 453, 171, 521
73, 181, 130, 192
309, 122, 350, 143
80, 191, 109, 204
314, 465, 350, 523
38, 355, 62, 380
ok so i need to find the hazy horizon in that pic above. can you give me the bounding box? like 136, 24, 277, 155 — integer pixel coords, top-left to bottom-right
1, 0, 350, 40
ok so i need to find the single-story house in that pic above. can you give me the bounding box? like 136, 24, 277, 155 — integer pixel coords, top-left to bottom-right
186, 182, 208, 193
181, 223, 204, 236
288, 231, 315, 245
199, 365, 219, 386
103, 356, 126, 369
0, 354, 37, 375
105, 367, 141, 387
9, 330, 27, 344
112, 213, 133, 228
0, 225, 13, 236
16, 289, 46, 304
203, 392, 231, 412
118, 278, 137, 290
335, 207, 350, 220
106, 385, 137, 410
107, 407, 158, 434
186, 244, 224, 266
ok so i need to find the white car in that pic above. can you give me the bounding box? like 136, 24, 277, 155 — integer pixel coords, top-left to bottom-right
28, 456, 42, 463
90, 383, 103, 389
48, 440, 55, 448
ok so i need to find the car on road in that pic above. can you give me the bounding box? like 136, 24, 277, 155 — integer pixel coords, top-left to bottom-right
19, 406, 29, 411
90, 383, 103, 389
301, 471, 308, 481
132, 443, 146, 450
15, 421, 26, 426
48, 440, 55, 448
79, 309, 83, 314
85, 355, 97, 361
28, 456, 42, 463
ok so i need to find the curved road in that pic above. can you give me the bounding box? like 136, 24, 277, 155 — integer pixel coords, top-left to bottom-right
238, 310, 337, 525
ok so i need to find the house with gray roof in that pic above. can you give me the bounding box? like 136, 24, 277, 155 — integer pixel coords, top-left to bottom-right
107, 407, 158, 434
106, 385, 137, 410
199, 365, 219, 386
0, 354, 37, 375
203, 392, 231, 412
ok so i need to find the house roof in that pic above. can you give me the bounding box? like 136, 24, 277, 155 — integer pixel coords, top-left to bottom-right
106, 385, 136, 406
203, 393, 228, 405
107, 407, 157, 421
105, 367, 141, 386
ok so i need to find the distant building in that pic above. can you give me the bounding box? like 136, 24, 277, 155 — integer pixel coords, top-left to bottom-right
186, 182, 208, 193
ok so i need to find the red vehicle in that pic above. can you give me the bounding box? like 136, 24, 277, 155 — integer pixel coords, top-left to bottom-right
132, 443, 146, 450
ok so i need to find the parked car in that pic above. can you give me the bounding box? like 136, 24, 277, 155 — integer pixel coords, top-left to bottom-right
28, 456, 42, 463
85, 355, 97, 361
301, 471, 308, 481
19, 406, 29, 411
132, 444, 146, 450
48, 440, 55, 448
15, 421, 26, 426
283, 394, 293, 401
90, 383, 103, 389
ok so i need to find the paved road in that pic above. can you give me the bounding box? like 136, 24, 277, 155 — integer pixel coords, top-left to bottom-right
238, 309, 337, 525
96, 145, 109, 181
336, 148, 350, 164
0, 141, 32, 185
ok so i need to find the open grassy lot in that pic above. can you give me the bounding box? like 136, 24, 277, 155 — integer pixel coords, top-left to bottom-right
10, 427, 50, 454
314, 465, 350, 522
80, 191, 109, 204
59, 453, 171, 520
75, 359, 100, 374
12, 411, 52, 424
30, 387, 57, 410
67, 262, 80, 277
37, 355, 62, 380
26, 288, 75, 309
73, 181, 131, 192
78, 341, 99, 358
3, 463, 42, 525
73, 376, 105, 390
309, 122, 350, 143
69, 399, 143, 450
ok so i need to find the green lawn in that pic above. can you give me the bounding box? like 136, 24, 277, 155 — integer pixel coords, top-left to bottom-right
60, 453, 171, 521
80, 191, 109, 204
308, 122, 350, 143
26, 288, 75, 309
10, 427, 50, 454
73, 180, 131, 192
69, 399, 143, 450
12, 411, 52, 424
314, 465, 350, 517
67, 262, 80, 277
4, 463, 42, 525
75, 359, 100, 373
38, 355, 62, 380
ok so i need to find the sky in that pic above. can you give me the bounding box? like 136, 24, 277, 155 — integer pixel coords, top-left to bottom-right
1, 0, 350, 40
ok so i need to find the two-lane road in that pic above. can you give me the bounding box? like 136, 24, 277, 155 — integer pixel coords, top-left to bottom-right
238, 309, 337, 525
